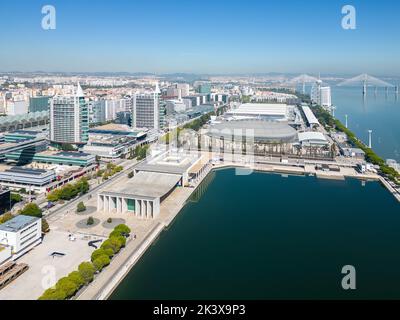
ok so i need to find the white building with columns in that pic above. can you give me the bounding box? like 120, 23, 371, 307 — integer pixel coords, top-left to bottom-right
97, 171, 181, 219
97, 149, 210, 219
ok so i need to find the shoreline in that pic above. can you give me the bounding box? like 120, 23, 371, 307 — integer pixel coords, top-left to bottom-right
76, 158, 398, 300
98, 222, 165, 300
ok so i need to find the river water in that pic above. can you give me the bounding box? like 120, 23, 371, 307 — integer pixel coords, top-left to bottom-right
332, 86, 400, 162
110, 168, 400, 300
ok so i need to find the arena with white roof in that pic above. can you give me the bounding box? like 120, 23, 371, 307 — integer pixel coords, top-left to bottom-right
225, 103, 289, 121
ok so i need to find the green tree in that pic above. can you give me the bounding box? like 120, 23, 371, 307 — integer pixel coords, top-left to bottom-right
112, 235, 126, 248
96, 169, 105, 177
101, 237, 122, 254
59, 184, 76, 200
103, 248, 114, 258
93, 255, 111, 272
10, 193, 22, 204
20, 203, 42, 218
42, 219, 50, 233
135, 145, 149, 160
87, 216, 94, 225
78, 262, 96, 284
77, 178, 90, 194
68, 271, 85, 288
91, 248, 108, 262
109, 230, 122, 238
113, 224, 131, 236
77, 202, 86, 213
38, 288, 67, 300
0, 213, 13, 224
47, 189, 61, 202
56, 277, 78, 298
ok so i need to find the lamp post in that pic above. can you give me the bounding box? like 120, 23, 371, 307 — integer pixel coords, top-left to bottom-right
368, 130, 373, 149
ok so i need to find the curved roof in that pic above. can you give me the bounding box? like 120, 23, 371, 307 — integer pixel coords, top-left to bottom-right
0, 111, 49, 126
206, 120, 298, 143
298, 131, 328, 143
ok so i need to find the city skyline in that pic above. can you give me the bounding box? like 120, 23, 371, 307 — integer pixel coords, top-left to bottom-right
1, 0, 400, 76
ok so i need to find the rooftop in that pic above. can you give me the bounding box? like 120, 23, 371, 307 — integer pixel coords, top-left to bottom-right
91, 123, 132, 132
298, 131, 328, 143
206, 119, 298, 143
89, 124, 148, 138
302, 106, 320, 126
0, 215, 40, 233
136, 150, 202, 175
3, 166, 50, 176
226, 103, 288, 117
35, 151, 95, 159
0, 111, 48, 126
7, 130, 42, 136
101, 171, 181, 199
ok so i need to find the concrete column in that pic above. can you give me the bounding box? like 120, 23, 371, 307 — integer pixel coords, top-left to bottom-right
147, 201, 151, 219
153, 199, 160, 219
143, 201, 147, 219
103, 196, 109, 212
122, 198, 127, 213
117, 197, 121, 213
136, 200, 141, 218
108, 196, 113, 213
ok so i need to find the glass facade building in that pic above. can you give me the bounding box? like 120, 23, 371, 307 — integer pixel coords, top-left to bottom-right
29, 96, 50, 113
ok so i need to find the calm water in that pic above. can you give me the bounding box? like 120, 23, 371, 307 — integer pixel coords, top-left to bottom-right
297, 84, 400, 161
332, 86, 400, 162
110, 169, 400, 300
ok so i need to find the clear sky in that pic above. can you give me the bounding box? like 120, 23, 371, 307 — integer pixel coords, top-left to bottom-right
0, 0, 399, 75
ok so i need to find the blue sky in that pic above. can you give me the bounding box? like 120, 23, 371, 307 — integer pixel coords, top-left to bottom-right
0, 0, 399, 75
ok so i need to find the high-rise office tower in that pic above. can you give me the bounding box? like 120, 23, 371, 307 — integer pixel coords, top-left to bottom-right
29, 96, 51, 113
88, 100, 106, 124
197, 83, 211, 94
132, 92, 160, 130
311, 78, 332, 107
50, 83, 89, 145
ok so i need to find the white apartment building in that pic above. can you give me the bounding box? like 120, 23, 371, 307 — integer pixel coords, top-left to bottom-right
49, 83, 89, 145
0, 215, 42, 260
132, 92, 160, 130
6, 100, 29, 116
320, 86, 332, 107
167, 83, 190, 98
